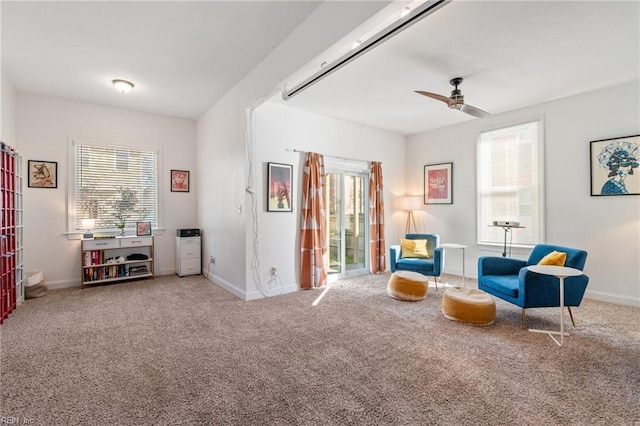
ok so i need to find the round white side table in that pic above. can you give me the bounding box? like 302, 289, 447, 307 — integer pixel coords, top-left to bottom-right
526, 265, 583, 347
440, 243, 467, 287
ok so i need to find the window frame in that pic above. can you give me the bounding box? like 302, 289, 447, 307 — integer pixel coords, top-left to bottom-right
67, 137, 163, 239
476, 117, 546, 249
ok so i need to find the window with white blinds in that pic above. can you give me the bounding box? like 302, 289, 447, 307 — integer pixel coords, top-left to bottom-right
72, 140, 159, 232
477, 120, 544, 246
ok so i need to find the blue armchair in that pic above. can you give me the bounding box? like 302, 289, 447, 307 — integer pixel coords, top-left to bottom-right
478, 244, 589, 328
390, 234, 445, 289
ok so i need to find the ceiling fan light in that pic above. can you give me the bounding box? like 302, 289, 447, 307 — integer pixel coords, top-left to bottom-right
449, 103, 463, 110
112, 79, 134, 93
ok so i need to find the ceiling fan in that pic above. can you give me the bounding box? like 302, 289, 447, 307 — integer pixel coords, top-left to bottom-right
415, 77, 490, 118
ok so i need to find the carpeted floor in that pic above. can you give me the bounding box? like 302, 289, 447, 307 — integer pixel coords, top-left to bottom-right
0, 273, 638, 425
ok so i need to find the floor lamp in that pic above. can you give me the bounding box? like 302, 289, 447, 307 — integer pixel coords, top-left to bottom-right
400, 196, 422, 235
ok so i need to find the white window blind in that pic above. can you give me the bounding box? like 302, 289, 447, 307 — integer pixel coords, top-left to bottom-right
477, 120, 544, 246
73, 141, 158, 231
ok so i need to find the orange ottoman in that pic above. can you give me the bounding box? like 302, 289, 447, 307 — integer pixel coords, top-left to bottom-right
387, 271, 429, 301
442, 287, 495, 325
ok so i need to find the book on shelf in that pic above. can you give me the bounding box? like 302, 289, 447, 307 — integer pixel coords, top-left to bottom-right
128, 265, 149, 276
83, 250, 103, 267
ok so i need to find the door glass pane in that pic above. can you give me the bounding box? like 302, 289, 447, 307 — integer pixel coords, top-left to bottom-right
326, 173, 341, 275
345, 175, 365, 271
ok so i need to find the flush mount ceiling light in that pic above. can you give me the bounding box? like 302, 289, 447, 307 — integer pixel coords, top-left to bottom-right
112, 79, 134, 93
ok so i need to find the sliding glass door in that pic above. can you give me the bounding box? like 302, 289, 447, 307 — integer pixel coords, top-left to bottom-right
325, 170, 369, 282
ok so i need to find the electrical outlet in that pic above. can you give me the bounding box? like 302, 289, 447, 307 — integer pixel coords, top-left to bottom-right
271, 267, 278, 277
210, 256, 215, 265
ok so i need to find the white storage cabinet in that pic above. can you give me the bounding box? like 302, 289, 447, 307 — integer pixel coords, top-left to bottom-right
175, 236, 201, 277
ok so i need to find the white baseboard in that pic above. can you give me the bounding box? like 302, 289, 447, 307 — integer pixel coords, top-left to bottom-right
204, 273, 297, 301
244, 284, 298, 301
44, 269, 177, 291
45, 279, 80, 290
205, 273, 246, 300
584, 290, 640, 307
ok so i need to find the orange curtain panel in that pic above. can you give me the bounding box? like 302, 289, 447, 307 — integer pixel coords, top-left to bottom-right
300, 152, 327, 289
369, 161, 386, 273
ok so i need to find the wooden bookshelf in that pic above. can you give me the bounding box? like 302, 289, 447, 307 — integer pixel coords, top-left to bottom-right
81, 236, 154, 288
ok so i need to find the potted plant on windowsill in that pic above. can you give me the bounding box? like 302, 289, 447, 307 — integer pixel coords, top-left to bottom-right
112, 187, 138, 236
116, 221, 126, 236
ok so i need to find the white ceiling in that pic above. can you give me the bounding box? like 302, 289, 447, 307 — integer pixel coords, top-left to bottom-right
3, 1, 639, 136
277, 0, 640, 135
1, 1, 324, 119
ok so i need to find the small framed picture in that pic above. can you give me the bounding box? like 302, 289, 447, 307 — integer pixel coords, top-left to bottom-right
590, 134, 639, 196
136, 221, 152, 236
28, 160, 58, 188
424, 162, 453, 204
267, 162, 292, 212
171, 170, 189, 192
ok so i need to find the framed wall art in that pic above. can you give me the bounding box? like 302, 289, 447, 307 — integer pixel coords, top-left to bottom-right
424, 162, 453, 204
136, 221, 152, 236
267, 162, 292, 212
28, 160, 57, 188
170, 170, 189, 192
590, 134, 639, 196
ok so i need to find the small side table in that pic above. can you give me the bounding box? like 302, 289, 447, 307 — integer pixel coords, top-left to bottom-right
440, 244, 467, 287
526, 265, 583, 347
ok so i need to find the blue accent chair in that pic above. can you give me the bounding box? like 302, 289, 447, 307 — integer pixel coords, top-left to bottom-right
477, 244, 589, 328
390, 234, 445, 289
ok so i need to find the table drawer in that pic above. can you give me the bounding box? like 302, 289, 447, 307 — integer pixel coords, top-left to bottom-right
83, 239, 119, 250
121, 237, 153, 247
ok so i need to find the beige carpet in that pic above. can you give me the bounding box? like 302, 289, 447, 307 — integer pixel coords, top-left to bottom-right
0, 273, 638, 425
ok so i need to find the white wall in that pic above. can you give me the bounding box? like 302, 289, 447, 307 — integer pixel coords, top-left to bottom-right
406, 81, 640, 306
246, 102, 405, 299
16, 93, 197, 288
1, 72, 17, 146
196, 2, 394, 299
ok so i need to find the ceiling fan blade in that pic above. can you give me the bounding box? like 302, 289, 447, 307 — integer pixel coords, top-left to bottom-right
460, 103, 490, 118
414, 90, 453, 106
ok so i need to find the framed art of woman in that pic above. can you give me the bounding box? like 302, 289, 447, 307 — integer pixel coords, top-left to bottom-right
590, 135, 639, 196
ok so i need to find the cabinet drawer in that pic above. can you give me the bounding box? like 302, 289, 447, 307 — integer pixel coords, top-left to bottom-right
179, 237, 200, 245
121, 237, 153, 247
180, 243, 200, 259
83, 239, 119, 250
179, 258, 201, 276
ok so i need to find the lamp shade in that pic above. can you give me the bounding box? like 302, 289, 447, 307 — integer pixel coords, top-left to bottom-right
81, 218, 95, 230
400, 196, 422, 211
81, 218, 95, 239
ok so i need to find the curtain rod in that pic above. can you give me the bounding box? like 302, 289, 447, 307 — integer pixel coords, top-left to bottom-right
288, 148, 378, 165
281, 0, 451, 101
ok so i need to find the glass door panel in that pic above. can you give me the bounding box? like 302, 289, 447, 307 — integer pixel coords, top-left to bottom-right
325, 171, 368, 281
344, 175, 366, 272
326, 173, 342, 275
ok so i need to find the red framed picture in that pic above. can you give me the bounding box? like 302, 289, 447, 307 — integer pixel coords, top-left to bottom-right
424, 162, 452, 204
171, 170, 189, 192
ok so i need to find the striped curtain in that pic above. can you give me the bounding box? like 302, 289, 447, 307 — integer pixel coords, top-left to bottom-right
300, 153, 327, 289
369, 161, 386, 273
